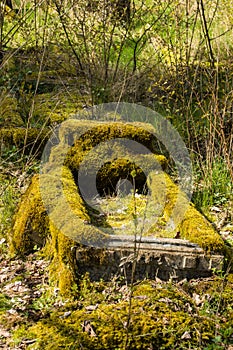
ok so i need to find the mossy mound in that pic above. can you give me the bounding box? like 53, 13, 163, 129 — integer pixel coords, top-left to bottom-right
11, 174, 49, 254
148, 172, 226, 253
0, 95, 22, 127
12, 276, 233, 349
65, 121, 161, 154
55, 119, 165, 154
11, 120, 230, 296
12, 166, 109, 295
61, 120, 167, 196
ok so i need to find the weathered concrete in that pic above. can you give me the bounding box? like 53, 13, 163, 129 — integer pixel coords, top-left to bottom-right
75, 236, 224, 282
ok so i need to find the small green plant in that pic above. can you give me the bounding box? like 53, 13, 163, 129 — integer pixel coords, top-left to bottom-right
0, 293, 12, 312
203, 336, 225, 350
204, 329, 233, 350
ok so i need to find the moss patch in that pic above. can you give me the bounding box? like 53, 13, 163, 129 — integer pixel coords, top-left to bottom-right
11, 166, 109, 295
12, 276, 233, 349
148, 172, 226, 253
0, 294, 12, 312
0, 127, 51, 158
11, 174, 50, 255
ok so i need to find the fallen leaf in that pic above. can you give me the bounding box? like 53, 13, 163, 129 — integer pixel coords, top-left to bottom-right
133, 295, 148, 300
59, 311, 71, 318
0, 329, 11, 338
85, 304, 98, 311
0, 274, 8, 283
181, 331, 191, 340
192, 293, 204, 306
82, 320, 97, 337
0, 238, 6, 245
22, 339, 37, 345
158, 297, 172, 304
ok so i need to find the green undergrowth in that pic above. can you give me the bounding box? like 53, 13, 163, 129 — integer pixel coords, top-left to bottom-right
193, 158, 233, 211
0, 172, 26, 241
7, 276, 233, 350
0, 294, 12, 312
0, 127, 51, 158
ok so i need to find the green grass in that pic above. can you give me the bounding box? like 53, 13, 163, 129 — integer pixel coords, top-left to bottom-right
193, 158, 232, 210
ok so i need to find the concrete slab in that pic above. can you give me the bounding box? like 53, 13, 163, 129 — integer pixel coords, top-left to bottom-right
75, 236, 224, 282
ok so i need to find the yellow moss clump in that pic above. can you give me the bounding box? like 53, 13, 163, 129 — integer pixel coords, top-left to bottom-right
64, 121, 161, 169
0, 95, 22, 127
24, 280, 222, 350
11, 166, 109, 296
48, 222, 77, 297
44, 167, 110, 295
148, 171, 225, 253
180, 208, 225, 253
62, 120, 167, 195
58, 120, 159, 151
10, 170, 74, 285
11, 174, 49, 255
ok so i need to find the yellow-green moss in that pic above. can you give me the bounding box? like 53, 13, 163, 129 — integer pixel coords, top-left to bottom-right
10, 169, 78, 294
48, 222, 77, 297
180, 207, 225, 253
57, 119, 163, 159
33, 90, 90, 125
70, 155, 166, 197
0, 127, 50, 157
62, 120, 167, 195
11, 165, 109, 296
22, 279, 226, 350
11, 174, 49, 255
148, 171, 226, 253
0, 95, 22, 127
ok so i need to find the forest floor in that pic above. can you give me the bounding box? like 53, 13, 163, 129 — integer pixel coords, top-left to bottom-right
0, 203, 233, 349
0, 248, 49, 349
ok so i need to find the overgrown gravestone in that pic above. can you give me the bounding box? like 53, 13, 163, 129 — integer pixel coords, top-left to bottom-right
11, 116, 231, 296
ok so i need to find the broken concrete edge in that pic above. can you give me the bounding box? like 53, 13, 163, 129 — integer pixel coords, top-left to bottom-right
72, 235, 225, 283
75, 247, 224, 282
105, 235, 202, 250
108, 236, 225, 271
74, 234, 222, 254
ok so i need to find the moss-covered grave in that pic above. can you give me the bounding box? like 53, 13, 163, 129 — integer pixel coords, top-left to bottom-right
11, 120, 231, 296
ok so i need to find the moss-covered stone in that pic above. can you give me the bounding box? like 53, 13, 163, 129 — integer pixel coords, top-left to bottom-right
64, 121, 162, 164
10, 120, 230, 297
0, 95, 22, 127
148, 172, 226, 253
11, 174, 49, 255
63, 120, 167, 195
11, 165, 109, 295
48, 222, 77, 297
